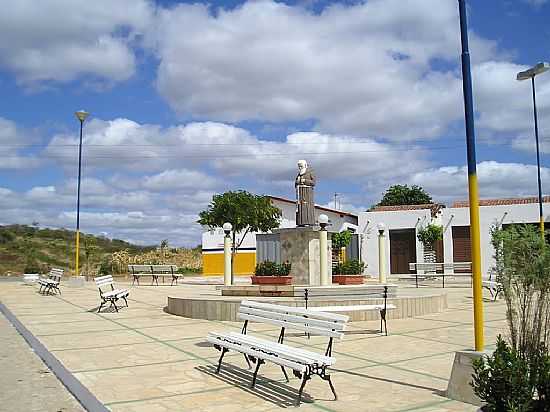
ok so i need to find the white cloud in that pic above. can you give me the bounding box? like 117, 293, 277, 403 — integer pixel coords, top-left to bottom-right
142, 169, 219, 191
409, 161, 550, 203
522, 0, 547, 6
150, 0, 507, 140
0, 0, 153, 86
0, 117, 41, 169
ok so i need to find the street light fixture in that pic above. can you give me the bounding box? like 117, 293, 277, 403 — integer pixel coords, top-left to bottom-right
74, 110, 89, 277
517, 62, 550, 240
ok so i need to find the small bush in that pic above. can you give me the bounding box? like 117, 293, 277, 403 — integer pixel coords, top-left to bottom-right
332, 230, 353, 250
254, 261, 291, 276
23, 264, 42, 274
417, 224, 443, 248
472, 335, 534, 412
334, 259, 365, 275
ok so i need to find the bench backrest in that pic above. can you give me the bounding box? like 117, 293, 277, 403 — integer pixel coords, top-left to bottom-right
409, 262, 472, 272
128, 264, 178, 274
238, 300, 348, 339
95, 275, 114, 293
48, 268, 63, 282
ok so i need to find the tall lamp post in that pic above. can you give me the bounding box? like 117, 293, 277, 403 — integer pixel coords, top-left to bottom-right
74, 110, 89, 277
517, 62, 550, 241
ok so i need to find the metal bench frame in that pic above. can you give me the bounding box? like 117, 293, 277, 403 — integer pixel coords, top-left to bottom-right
303, 285, 395, 335
38, 269, 63, 295
408, 262, 472, 288
208, 301, 349, 406
95, 275, 129, 313
128, 265, 180, 286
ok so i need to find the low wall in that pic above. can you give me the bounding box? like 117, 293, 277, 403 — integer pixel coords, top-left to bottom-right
167, 293, 447, 322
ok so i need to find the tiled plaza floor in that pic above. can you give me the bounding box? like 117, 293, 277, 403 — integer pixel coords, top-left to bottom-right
0, 280, 507, 411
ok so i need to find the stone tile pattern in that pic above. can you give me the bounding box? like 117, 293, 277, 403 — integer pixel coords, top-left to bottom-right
0, 280, 508, 412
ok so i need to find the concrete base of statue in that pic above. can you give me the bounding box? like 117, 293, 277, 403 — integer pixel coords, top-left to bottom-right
273, 227, 331, 286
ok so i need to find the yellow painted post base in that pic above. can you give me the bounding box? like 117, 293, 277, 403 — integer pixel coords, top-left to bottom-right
74, 230, 80, 277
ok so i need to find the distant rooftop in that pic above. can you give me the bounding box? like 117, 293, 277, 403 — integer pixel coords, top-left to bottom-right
453, 196, 550, 208
369, 203, 445, 217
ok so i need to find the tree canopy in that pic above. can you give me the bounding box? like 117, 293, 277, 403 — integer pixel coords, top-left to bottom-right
377, 184, 432, 206
197, 190, 282, 251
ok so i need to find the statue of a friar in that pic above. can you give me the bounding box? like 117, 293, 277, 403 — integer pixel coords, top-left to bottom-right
295, 159, 316, 227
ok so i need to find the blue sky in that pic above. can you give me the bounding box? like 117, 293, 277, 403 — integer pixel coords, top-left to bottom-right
1, 0, 550, 246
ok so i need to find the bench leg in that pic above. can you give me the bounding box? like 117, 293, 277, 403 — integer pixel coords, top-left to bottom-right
380, 309, 388, 336
123, 296, 129, 307
296, 373, 311, 406
216, 348, 228, 373
110, 299, 119, 312
324, 374, 337, 400
280, 366, 289, 382
415, 274, 418, 288
97, 300, 105, 313
244, 354, 251, 369
250, 359, 264, 388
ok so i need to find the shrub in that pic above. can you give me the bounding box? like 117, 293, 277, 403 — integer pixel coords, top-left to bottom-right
98, 258, 112, 276
332, 230, 353, 250
254, 261, 291, 276
416, 224, 443, 248
491, 224, 550, 358
23, 263, 42, 274
472, 335, 534, 412
334, 259, 365, 275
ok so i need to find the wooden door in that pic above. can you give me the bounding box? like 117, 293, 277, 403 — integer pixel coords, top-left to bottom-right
452, 226, 471, 272
390, 229, 417, 274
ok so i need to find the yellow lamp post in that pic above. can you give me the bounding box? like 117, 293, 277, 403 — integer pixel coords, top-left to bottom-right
74, 110, 89, 277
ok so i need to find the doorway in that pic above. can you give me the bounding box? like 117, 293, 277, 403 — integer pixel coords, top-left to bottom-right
390, 229, 417, 274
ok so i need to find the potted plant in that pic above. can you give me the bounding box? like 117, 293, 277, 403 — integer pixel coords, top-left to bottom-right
251, 261, 292, 285
416, 224, 443, 272
332, 230, 353, 264
332, 259, 366, 285
472, 224, 550, 411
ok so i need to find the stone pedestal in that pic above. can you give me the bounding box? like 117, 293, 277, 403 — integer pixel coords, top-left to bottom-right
446, 350, 485, 406
274, 227, 331, 286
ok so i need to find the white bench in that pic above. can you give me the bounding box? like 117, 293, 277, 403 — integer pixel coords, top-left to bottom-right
128, 264, 180, 286
408, 262, 472, 288
38, 268, 63, 295
207, 300, 349, 406
482, 280, 502, 301
301, 285, 396, 335
94, 275, 130, 312
23, 273, 40, 285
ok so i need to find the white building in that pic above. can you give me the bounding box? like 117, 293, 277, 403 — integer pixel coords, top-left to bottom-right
202, 195, 358, 275
360, 197, 550, 278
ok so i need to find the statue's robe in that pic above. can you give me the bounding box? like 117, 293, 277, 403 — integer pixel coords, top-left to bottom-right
295, 169, 316, 226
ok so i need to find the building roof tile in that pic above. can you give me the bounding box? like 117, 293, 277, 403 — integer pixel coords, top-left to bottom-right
452, 196, 550, 208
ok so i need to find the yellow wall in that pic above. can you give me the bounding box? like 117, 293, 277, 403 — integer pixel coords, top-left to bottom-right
202, 252, 256, 276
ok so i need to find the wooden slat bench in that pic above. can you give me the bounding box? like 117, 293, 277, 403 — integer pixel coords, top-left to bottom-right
128, 264, 180, 286
300, 285, 396, 335
408, 262, 472, 288
207, 300, 349, 406
38, 268, 63, 295
94, 275, 130, 312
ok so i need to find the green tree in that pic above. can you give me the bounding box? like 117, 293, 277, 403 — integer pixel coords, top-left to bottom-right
197, 191, 282, 268
377, 184, 432, 206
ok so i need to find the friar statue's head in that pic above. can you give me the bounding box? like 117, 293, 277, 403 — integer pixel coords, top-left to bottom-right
297, 160, 308, 175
